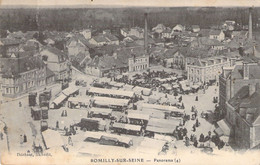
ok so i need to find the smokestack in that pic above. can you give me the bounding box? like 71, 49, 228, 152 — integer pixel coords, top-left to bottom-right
243, 62, 249, 80
144, 13, 148, 54
249, 7, 253, 39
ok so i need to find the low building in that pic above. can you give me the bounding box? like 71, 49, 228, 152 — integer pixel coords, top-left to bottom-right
0, 55, 46, 98
161, 28, 172, 38
79, 29, 92, 39
152, 24, 166, 34
160, 48, 179, 68
129, 27, 144, 39
120, 28, 129, 37
89, 34, 119, 47
0, 38, 20, 58
191, 25, 200, 33
85, 46, 149, 77
172, 24, 184, 32
187, 56, 231, 83
209, 30, 225, 41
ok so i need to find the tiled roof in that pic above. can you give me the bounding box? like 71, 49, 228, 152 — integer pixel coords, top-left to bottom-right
198, 37, 223, 46
198, 29, 211, 37
161, 48, 179, 59
0, 56, 45, 78
46, 67, 55, 77
0, 38, 20, 45
231, 64, 260, 79
104, 33, 119, 41
43, 46, 67, 63
92, 35, 109, 43
209, 29, 222, 36
228, 86, 249, 109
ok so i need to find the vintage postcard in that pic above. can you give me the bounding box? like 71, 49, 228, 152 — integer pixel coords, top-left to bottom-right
0, 0, 260, 164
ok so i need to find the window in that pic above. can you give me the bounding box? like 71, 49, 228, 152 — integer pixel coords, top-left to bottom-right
6, 88, 9, 94
15, 87, 19, 93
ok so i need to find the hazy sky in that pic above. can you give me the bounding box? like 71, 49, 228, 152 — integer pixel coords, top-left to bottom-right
1, 0, 260, 7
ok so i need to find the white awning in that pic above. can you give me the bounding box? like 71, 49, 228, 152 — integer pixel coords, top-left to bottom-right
113, 123, 141, 131
141, 103, 184, 114
52, 94, 67, 105
68, 97, 91, 104
89, 87, 134, 98
127, 111, 150, 121
90, 107, 112, 114
148, 118, 180, 128
217, 119, 231, 136
42, 130, 64, 149
93, 96, 130, 107
123, 84, 134, 91
62, 86, 79, 96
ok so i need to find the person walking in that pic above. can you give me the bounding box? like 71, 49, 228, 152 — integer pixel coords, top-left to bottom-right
23, 134, 27, 143
192, 124, 196, 132
0, 132, 3, 140
56, 121, 59, 129
68, 136, 73, 146
20, 135, 23, 145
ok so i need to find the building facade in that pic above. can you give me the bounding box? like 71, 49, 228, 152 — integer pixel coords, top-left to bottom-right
128, 55, 149, 72
0, 56, 46, 98
187, 56, 231, 83
40, 46, 71, 82
225, 84, 260, 149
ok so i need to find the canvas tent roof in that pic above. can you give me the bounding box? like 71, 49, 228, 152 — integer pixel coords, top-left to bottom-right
93, 96, 130, 107
127, 111, 150, 121
62, 86, 79, 96
89, 87, 134, 98
68, 96, 91, 103
52, 94, 67, 105
113, 123, 141, 132
90, 107, 112, 115
146, 126, 175, 134
141, 103, 184, 113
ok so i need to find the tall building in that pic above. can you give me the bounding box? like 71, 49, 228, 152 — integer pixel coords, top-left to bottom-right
225, 83, 260, 149
219, 61, 260, 115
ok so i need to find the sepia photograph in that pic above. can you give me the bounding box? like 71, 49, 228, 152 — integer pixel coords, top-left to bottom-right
0, 0, 260, 164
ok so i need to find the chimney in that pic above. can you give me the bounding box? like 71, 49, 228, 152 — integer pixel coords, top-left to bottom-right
243, 62, 249, 80
113, 52, 117, 59
230, 57, 236, 66
249, 7, 253, 39
144, 13, 148, 54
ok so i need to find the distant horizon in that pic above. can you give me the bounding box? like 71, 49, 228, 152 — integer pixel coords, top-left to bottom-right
0, 0, 259, 9
0, 5, 256, 9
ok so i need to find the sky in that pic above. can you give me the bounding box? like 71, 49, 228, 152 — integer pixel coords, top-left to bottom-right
1, 0, 260, 7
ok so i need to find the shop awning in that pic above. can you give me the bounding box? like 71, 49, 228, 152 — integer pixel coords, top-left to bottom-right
52, 94, 67, 105
90, 107, 112, 115
146, 126, 175, 134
